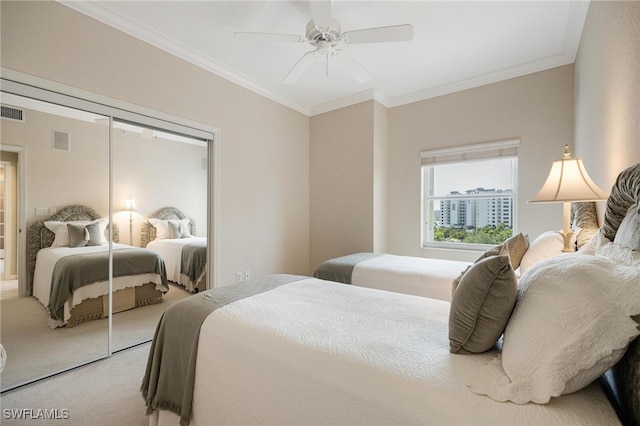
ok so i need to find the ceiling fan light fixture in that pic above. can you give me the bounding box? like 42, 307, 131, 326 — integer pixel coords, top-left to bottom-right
236, 0, 413, 84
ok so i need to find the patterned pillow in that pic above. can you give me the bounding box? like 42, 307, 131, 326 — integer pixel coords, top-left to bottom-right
571, 202, 599, 250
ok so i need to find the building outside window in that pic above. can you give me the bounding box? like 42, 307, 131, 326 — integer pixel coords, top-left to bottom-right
421, 140, 519, 250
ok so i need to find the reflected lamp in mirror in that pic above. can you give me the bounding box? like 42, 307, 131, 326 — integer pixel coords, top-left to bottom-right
122, 195, 138, 246
529, 145, 608, 252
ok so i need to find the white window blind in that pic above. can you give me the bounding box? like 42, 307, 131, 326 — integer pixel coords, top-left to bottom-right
420, 139, 519, 166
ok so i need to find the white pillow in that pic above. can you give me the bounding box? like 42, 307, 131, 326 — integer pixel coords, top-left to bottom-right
577, 229, 610, 256
518, 231, 564, 274
44, 219, 108, 247
178, 218, 192, 238
148, 218, 171, 240
468, 248, 640, 404
149, 218, 191, 239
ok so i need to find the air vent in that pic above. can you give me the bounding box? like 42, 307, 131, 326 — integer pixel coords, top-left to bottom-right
1, 105, 25, 122
52, 131, 70, 152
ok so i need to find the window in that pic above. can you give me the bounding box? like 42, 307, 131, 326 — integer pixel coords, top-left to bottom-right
421, 140, 519, 250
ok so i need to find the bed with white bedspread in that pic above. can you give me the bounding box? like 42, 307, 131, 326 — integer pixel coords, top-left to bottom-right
313, 253, 472, 301
141, 207, 206, 293
142, 163, 640, 426
27, 205, 168, 328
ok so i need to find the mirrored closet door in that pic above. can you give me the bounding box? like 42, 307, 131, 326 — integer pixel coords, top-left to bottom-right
0, 92, 110, 390
110, 120, 208, 352
0, 80, 214, 392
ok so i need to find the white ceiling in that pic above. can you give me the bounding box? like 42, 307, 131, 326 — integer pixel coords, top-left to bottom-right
60, 1, 590, 116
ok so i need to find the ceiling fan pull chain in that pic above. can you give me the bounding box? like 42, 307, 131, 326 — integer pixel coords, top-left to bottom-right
326, 53, 329, 77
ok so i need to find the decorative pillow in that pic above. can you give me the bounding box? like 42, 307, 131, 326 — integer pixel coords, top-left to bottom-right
467, 250, 640, 404
449, 255, 518, 354
578, 229, 610, 256
519, 231, 564, 274
45, 219, 107, 247
85, 222, 103, 246
451, 245, 508, 295
148, 218, 171, 240
178, 219, 192, 238
475, 233, 529, 270
168, 220, 182, 239
613, 204, 640, 251
571, 202, 600, 250
67, 223, 88, 248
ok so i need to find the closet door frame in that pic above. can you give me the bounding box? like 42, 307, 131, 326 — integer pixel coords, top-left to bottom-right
0, 69, 219, 371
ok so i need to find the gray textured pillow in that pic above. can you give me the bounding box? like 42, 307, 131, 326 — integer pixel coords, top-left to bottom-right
449, 255, 518, 354
67, 223, 88, 248
85, 222, 103, 246
613, 204, 640, 251
168, 220, 182, 239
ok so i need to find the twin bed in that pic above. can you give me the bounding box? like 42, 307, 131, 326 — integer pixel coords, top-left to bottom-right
28, 205, 203, 328
27, 205, 169, 328
142, 162, 640, 425
141, 207, 207, 293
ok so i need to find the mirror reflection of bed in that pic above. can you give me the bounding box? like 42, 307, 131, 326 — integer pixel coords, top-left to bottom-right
0, 93, 208, 390
141, 207, 207, 293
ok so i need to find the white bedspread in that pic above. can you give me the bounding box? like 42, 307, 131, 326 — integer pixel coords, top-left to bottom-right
147, 237, 205, 291
33, 243, 162, 327
352, 254, 471, 301
152, 278, 619, 426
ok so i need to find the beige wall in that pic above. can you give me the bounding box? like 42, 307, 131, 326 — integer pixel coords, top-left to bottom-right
373, 101, 389, 254
574, 0, 640, 198
310, 101, 375, 269
388, 66, 576, 262
1, 1, 310, 285
3, 1, 637, 279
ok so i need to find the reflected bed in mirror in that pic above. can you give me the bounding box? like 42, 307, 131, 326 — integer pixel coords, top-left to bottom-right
142, 207, 207, 293
27, 205, 169, 328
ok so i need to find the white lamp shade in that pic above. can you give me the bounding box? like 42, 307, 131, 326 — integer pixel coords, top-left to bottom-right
529, 155, 607, 203
123, 196, 138, 212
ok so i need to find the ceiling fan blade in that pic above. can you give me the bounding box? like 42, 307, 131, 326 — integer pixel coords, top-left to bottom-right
335, 50, 371, 84
342, 24, 414, 44
234, 32, 306, 43
283, 51, 317, 84
309, 0, 332, 29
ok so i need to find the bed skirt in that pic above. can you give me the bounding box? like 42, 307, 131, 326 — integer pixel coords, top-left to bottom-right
65, 282, 164, 327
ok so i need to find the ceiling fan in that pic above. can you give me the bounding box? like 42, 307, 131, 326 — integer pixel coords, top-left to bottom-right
234, 1, 414, 84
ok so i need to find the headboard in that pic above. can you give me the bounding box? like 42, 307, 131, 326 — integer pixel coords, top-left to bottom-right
599, 163, 640, 426
140, 207, 197, 247
26, 205, 119, 295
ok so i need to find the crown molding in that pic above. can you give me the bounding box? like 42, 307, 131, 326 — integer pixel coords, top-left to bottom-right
57, 0, 589, 118
58, 1, 312, 117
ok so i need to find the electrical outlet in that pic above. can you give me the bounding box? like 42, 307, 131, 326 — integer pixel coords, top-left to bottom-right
35, 208, 48, 216
236, 271, 244, 283
244, 270, 251, 281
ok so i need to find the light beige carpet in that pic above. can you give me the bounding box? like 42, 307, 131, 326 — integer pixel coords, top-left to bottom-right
0, 342, 151, 426
0, 284, 190, 391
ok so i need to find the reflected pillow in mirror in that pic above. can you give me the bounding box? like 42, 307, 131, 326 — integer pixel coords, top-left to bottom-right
178, 218, 192, 238
168, 220, 181, 239
148, 218, 170, 240
67, 223, 88, 247
45, 219, 107, 247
